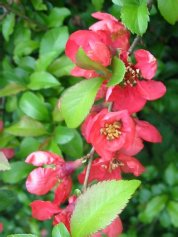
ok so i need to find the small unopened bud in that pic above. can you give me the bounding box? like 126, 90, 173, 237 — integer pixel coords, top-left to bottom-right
74, 189, 82, 197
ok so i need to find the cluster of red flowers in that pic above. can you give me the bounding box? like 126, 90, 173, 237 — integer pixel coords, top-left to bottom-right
25, 12, 166, 236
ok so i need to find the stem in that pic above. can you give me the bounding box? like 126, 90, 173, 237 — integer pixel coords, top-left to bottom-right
82, 147, 95, 192
128, 36, 141, 55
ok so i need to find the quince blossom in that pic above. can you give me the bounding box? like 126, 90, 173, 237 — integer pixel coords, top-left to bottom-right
90, 12, 130, 51
78, 154, 144, 184
26, 151, 81, 195
82, 109, 135, 160
107, 49, 166, 114
65, 30, 112, 78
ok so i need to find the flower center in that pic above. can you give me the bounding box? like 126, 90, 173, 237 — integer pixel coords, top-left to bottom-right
109, 159, 124, 172
100, 121, 122, 141
123, 64, 140, 87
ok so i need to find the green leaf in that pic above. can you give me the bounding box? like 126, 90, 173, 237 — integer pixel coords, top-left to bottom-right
61, 78, 103, 128
91, 0, 105, 10
107, 57, 126, 86
76, 48, 110, 77
120, 0, 149, 35
28, 71, 60, 90
2, 161, 32, 184
54, 126, 75, 144
36, 52, 57, 71
2, 13, 15, 41
167, 201, 178, 227
139, 195, 167, 223
164, 163, 178, 186
112, 0, 138, 6
0, 133, 14, 148
71, 180, 141, 237
52, 223, 71, 237
17, 137, 40, 159
5, 116, 47, 137
40, 27, 69, 57
6, 96, 18, 112
31, 0, 47, 10
0, 83, 26, 97
7, 235, 37, 237
0, 152, 11, 171
14, 40, 39, 59
19, 92, 50, 121
48, 55, 74, 77
0, 189, 16, 211
47, 7, 71, 28
157, 0, 178, 25
60, 129, 83, 158
46, 139, 62, 156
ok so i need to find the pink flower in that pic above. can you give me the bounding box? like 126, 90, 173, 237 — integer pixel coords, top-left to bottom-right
90, 12, 130, 51
65, 30, 111, 78
0, 148, 15, 159
107, 49, 166, 114
26, 151, 81, 195
78, 153, 144, 184
92, 217, 123, 237
82, 109, 135, 160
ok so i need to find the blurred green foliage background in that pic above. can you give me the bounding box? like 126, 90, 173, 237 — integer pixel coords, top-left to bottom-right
0, 0, 178, 236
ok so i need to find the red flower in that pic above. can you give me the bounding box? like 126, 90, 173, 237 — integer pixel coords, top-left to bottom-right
90, 12, 130, 51
0, 148, 15, 159
82, 109, 135, 160
65, 30, 111, 78
78, 154, 144, 184
92, 217, 123, 237
26, 151, 81, 195
107, 49, 166, 114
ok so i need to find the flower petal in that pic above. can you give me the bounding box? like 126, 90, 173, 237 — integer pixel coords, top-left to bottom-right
137, 80, 166, 100
119, 154, 145, 176
92, 217, 123, 237
25, 151, 63, 166
0, 148, 14, 159
134, 49, 157, 80
91, 12, 118, 21
120, 133, 144, 156
26, 167, 57, 195
30, 200, 60, 221
53, 177, 72, 206
71, 66, 98, 78
107, 85, 146, 114
135, 119, 162, 143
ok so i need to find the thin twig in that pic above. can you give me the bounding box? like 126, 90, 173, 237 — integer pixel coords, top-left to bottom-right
82, 147, 95, 192
128, 36, 141, 55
